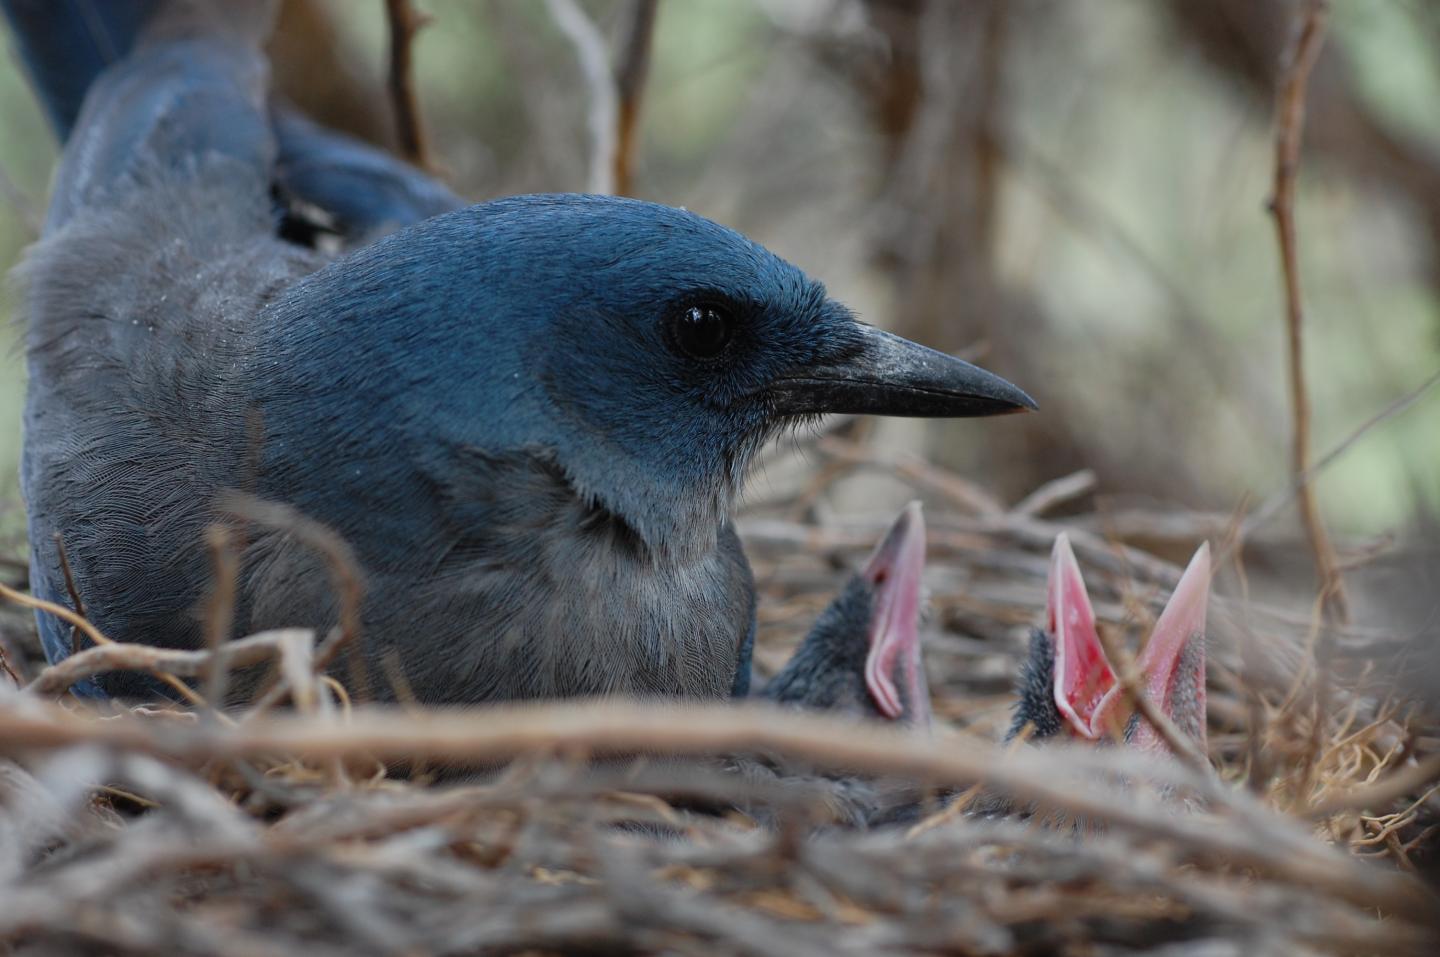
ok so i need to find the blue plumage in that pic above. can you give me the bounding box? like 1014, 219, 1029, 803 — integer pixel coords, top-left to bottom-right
2, 0, 461, 239
6, 0, 1033, 703
1, 0, 161, 138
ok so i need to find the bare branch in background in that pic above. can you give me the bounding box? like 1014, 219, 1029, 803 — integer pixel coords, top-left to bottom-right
1267, 0, 1347, 624
271, 0, 393, 146
970, 0, 1007, 263
613, 0, 659, 196
545, 0, 618, 194
1237, 368, 1440, 551
1163, 0, 1440, 291
384, 0, 432, 167
1011, 469, 1096, 517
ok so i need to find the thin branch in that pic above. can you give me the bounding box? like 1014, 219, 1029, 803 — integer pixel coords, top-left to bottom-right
1307, 754, 1440, 819
1267, 0, 1346, 623
1011, 469, 1096, 517
52, 534, 86, 657
219, 492, 369, 703
612, 0, 660, 196
1093, 621, 1213, 775
383, 0, 432, 168
969, 0, 1008, 261
24, 629, 311, 699
1237, 367, 1440, 547
545, 0, 618, 194
0, 581, 204, 705
202, 525, 240, 709
817, 436, 1006, 516
0, 643, 19, 689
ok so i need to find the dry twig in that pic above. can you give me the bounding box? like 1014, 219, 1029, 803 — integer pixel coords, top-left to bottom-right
1308, 753, 1440, 819
383, 0, 432, 167
1238, 367, 1440, 548
22, 629, 312, 700
545, 0, 618, 194
203, 525, 240, 709
219, 492, 368, 703
0, 697, 1432, 927
0, 581, 203, 705
613, 0, 659, 196
1267, 0, 1346, 624
1093, 621, 1212, 774
52, 534, 85, 657
1011, 468, 1096, 517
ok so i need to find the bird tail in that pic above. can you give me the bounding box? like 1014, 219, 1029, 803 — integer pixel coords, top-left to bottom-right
3, 0, 461, 239
1, 1, 159, 141
1, 0, 279, 230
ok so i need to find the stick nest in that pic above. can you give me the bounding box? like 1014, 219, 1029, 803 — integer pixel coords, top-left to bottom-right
0, 450, 1435, 957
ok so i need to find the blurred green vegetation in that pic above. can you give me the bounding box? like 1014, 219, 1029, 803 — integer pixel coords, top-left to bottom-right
0, 38, 50, 545
0, 0, 1436, 556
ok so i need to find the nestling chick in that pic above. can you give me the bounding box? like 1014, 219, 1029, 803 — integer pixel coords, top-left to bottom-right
1009, 533, 1210, 755
763, 502, 931, 729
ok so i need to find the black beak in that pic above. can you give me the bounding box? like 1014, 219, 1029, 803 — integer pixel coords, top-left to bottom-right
769, 325, 1037, 418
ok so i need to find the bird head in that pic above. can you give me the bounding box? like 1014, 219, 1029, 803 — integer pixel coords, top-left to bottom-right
364, 196, 1034, 558
764, 502, 931, 727
1010, 534, 1210, 756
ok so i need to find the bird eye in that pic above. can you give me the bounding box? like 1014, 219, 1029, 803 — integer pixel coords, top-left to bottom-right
669, 304, 734, 360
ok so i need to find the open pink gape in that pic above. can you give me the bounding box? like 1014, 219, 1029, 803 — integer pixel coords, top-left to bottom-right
861, 502, 932, 727
852, 507, 1208, 751
1048, 534, 1211, 753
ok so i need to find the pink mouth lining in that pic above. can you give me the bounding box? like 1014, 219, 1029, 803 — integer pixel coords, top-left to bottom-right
861, 502, 931, 728
1048, 534, 1211, 749
1048, 533, 1113, 739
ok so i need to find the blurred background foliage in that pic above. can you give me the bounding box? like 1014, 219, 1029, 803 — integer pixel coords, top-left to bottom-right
1, 0, 1437, 556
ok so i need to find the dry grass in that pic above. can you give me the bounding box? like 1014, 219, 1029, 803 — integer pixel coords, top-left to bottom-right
0, 448, 1436, 956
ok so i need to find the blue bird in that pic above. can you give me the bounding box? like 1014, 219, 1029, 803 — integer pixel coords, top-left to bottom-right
5, 0, 1035, 705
